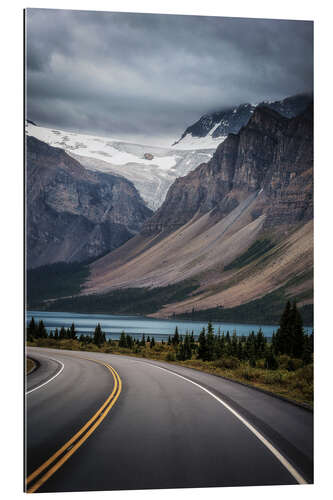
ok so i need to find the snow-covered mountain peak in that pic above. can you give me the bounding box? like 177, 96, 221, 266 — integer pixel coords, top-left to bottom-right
25, 122, 213, 211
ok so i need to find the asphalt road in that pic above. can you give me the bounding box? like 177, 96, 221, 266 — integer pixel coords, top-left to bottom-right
25, 347, 313, 493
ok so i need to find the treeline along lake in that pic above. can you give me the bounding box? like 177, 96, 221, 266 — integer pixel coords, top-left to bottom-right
25, 311, 312, 341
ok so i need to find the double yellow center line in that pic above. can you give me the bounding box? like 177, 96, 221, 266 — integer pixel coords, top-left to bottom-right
26, 357, 122, 493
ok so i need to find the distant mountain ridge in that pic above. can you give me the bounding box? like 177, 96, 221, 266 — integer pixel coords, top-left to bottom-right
172, 93, 312, 150
26, 136, 152, 269
83, 103, 313, 319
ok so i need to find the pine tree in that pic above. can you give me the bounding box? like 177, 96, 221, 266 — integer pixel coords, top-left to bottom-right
150, 336, 155, 348
37, 320, 47, 339
231, 331, 238, 357
198, 328, 207, 360
70, 322, 77, 340
302, 334, 313, 365
93, 323, 105, 346
54, 328, 59, 340
172, 326, 180, 345
275, 300, 292, 354
206, 321, 215, 361
126, 334, 134, 349
184, 333, 192, 360
27, 317, 36, 340
290, 301, 304, 358
119, 331, 127, 348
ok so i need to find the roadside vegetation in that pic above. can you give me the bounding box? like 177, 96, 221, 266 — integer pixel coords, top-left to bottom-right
26, 300, 313, 406
26, 357, 36, 374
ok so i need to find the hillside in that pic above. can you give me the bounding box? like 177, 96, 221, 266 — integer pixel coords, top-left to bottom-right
26, 136, 152, 269
80, 105, 313, 320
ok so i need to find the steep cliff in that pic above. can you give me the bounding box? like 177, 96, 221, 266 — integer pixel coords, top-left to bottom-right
144, 105, 313, 235
81, 104, 313, 319
26, 136, 152, 269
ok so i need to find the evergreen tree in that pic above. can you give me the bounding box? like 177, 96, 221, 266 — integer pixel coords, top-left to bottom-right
54, 328, 59, 340
147, 335, 151, 343
118, 331, 127, 348
150, 336, 155, 348
27, 317, 36, 340
167, 335, 171, 345
184, 333, 192, 360
275, 300, 292, 354
302, 334, 313, 365
126, 334, 134, 349
290, 301, 304, 358
255, 328, 266, 358
231, 331, 238, 357
37, 320, 47, 339
172, 326, 180, 345
206, 321, 215, 361
93, 323, 105, 346
70, 322, 77, 340
275, 300, 305, 357
198, 328, 207, 360
140, 334, 146, 346
190, 331, 195, 349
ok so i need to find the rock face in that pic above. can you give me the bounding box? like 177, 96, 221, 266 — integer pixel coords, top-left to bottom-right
144, 104, 313, 235
26, 136, 152, 269
83, 104, 313, 318
173, 93, 312, 147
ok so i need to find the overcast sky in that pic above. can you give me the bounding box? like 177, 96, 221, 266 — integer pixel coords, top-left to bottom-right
26, 9, 313, 145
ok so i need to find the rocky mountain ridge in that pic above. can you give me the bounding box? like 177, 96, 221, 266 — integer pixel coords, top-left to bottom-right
145, 104, 313, 235
26, 136, 152, 269
83, 104, 313, 319
172, 93, 312, 149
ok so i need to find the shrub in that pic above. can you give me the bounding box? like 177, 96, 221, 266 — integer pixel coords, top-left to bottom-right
239, 367, 256, 381
213, 357, 240, 370
166, 352, 176, 362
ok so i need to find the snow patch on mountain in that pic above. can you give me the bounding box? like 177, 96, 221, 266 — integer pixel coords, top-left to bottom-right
26, 122, 213, 210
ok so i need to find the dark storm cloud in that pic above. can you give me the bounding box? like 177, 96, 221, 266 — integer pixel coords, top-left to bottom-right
26, 9, 313, 144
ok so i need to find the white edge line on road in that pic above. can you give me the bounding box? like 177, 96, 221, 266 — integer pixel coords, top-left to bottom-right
26, 355, 64, 395
136, 360, 308, 485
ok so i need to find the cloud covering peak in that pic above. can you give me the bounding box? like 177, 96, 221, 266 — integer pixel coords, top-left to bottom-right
26, 9, 313, 145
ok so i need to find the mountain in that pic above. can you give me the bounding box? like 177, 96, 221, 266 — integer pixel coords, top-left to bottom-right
26, 136, 152, 269
172, 93, 313, 150
80, 104, 313, 320
26, 123, 212, 210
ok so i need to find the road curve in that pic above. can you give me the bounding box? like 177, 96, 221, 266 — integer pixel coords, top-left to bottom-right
25, 347, 313, 493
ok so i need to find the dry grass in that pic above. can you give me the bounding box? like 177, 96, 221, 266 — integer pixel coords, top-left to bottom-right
26, 357, 36, 375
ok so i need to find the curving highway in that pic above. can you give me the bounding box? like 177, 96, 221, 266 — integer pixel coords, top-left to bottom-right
25, 347, 313, 493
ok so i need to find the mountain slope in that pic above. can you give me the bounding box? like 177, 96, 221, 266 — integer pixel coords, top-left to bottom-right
26, 123, 212, 210
26, 136, 152, 269
172, 93, 312, 150
82, 105, 313, 318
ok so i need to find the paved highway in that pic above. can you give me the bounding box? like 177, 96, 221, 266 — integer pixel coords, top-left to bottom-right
25, 347, 313, 493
